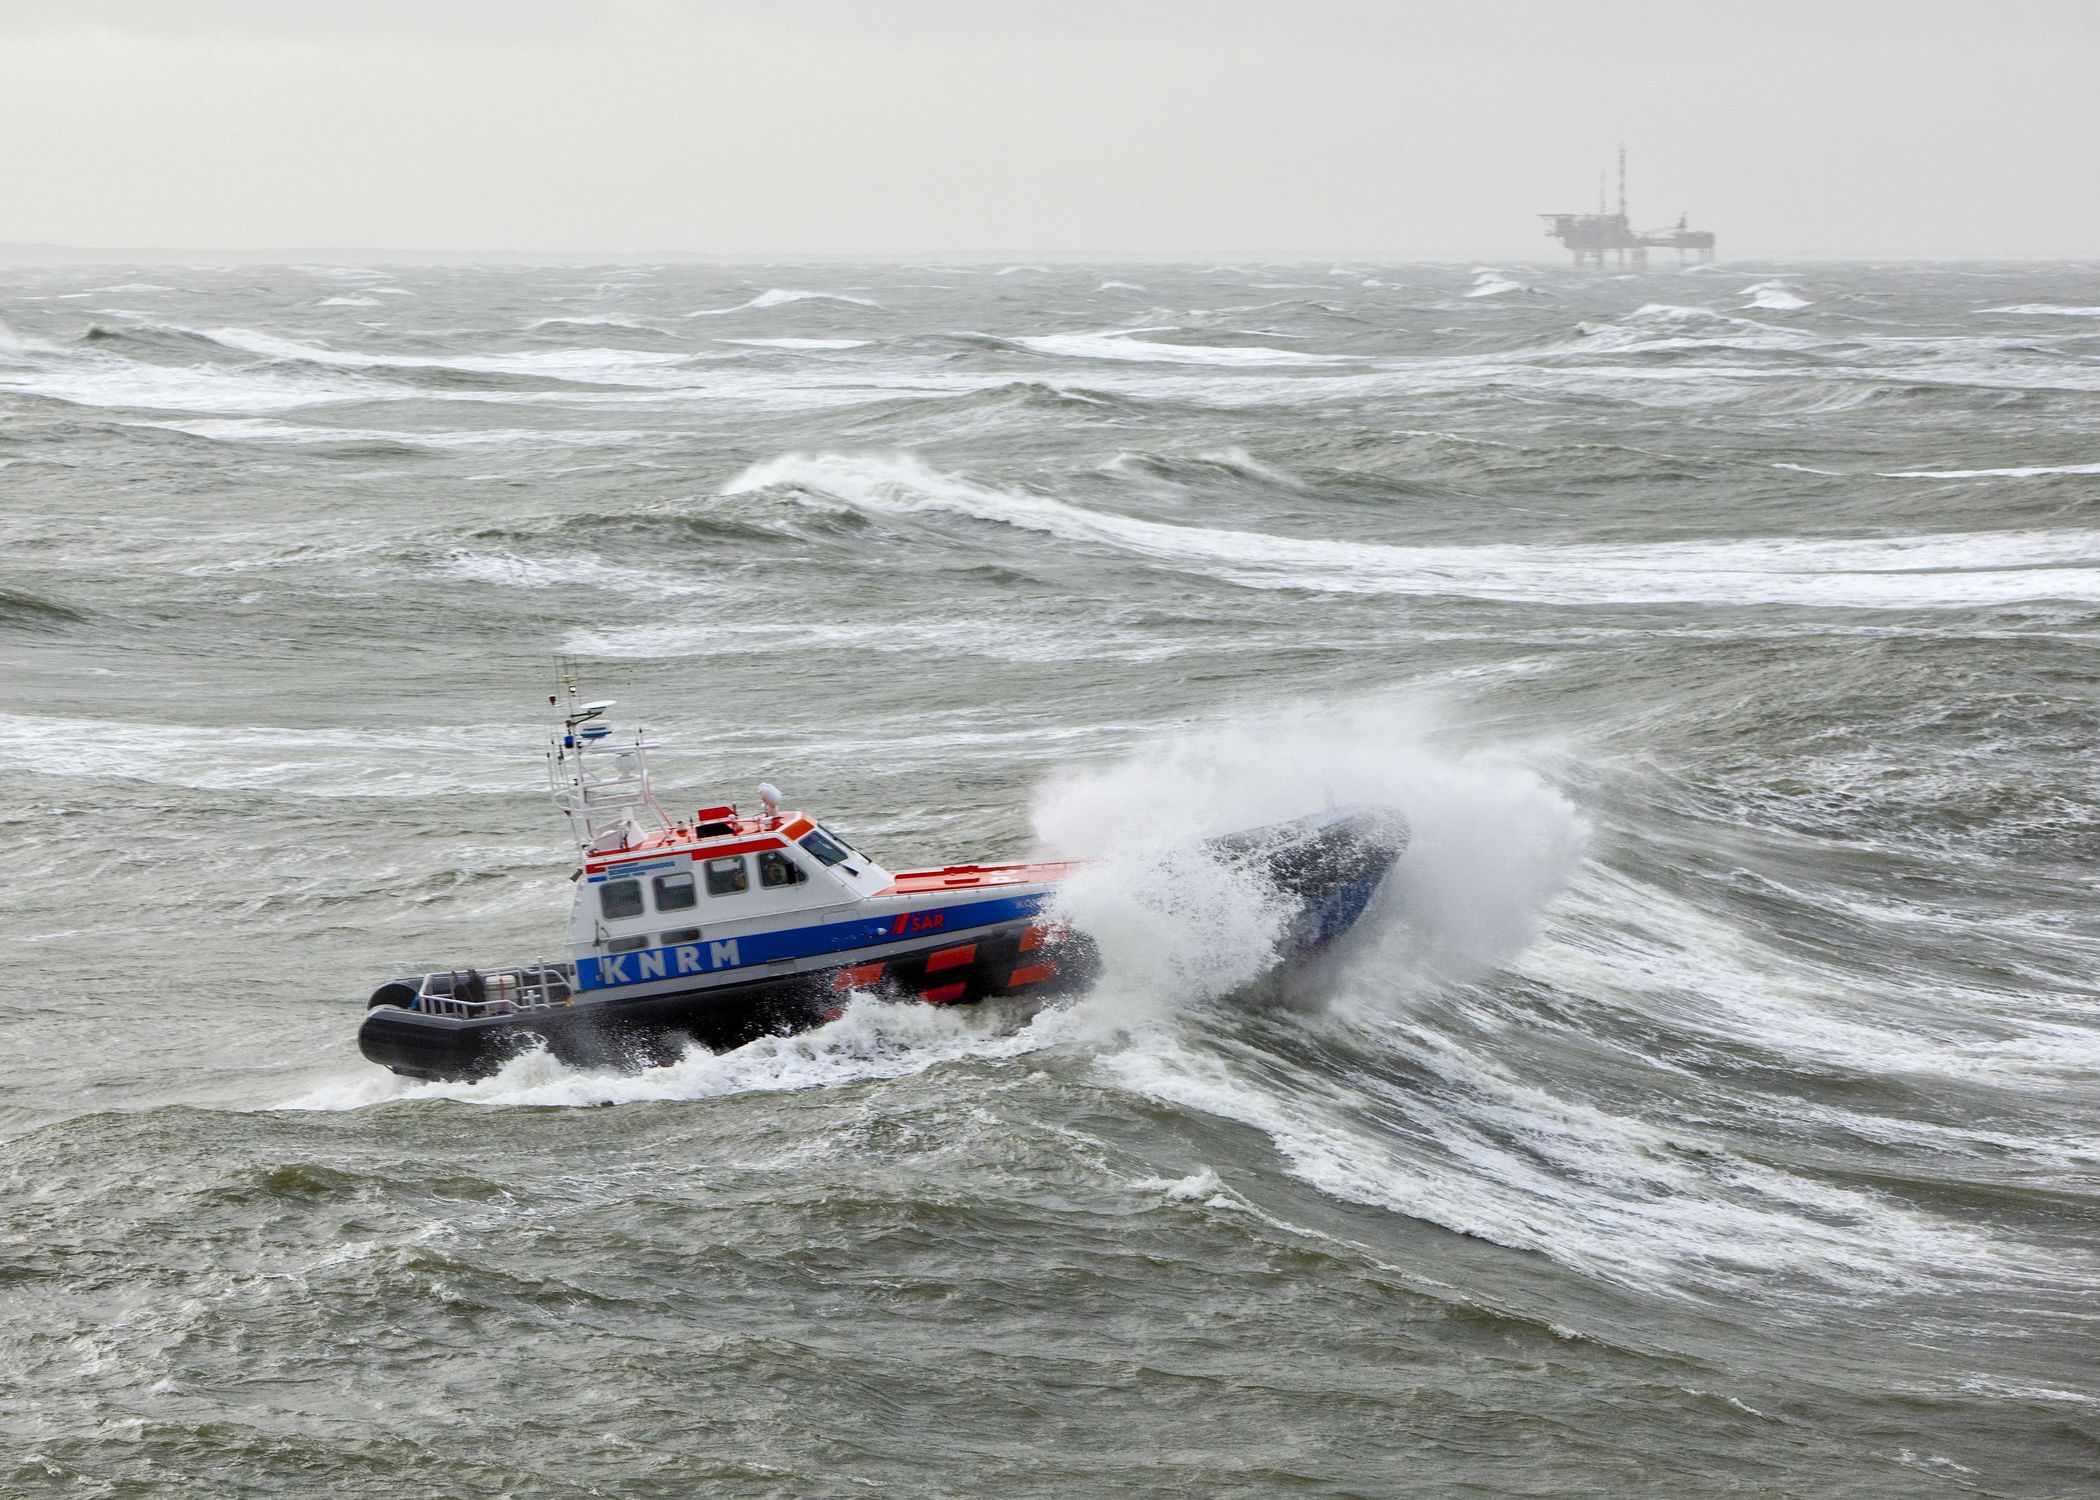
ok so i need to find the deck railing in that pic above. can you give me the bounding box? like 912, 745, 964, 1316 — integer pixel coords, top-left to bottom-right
413, 964, 574, 1019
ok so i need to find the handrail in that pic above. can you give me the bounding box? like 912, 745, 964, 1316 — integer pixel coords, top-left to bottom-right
413, 964, 575, 1019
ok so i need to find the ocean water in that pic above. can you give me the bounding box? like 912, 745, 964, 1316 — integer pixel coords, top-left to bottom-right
2, 259, 2098, 1497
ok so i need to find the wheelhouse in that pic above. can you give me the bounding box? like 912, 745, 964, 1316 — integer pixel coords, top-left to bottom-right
571, 811, 894, 954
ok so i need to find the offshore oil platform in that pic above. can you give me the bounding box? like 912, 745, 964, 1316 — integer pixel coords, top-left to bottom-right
1541, 149, 1715, 267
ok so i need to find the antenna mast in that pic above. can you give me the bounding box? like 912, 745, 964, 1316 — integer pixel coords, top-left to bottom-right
545, 657, 670, 854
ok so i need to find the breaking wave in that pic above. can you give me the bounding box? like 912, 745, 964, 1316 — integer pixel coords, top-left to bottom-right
685, 288, 884, 316
1011, 327, 1356, 367
1742, 279, 1811, 311
724, 450, 2100, 609
1571, 303, 1822, 355
0, 318, 64, 355
0, 710, 536, 797
522, 315, 669, 334
717, 336, 872, 350
193, 325, 695, 383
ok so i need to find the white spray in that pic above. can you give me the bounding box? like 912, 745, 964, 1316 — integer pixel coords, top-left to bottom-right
1030, 698, 1589, 1029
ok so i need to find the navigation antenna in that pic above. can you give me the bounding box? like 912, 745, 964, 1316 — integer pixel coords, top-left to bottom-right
546, 656, 671, 855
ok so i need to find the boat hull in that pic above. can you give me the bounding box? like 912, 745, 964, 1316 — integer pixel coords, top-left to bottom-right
359, 918, 1096, 1081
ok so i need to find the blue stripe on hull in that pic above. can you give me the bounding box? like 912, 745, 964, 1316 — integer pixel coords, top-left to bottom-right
1304, 875, 1385, 948
577, 892, 1053, 992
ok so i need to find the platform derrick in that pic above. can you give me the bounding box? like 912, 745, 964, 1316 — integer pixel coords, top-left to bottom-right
1540, 148, 1717, 267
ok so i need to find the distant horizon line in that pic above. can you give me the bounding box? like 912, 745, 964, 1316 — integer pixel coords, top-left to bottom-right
0, 242, 2090, 268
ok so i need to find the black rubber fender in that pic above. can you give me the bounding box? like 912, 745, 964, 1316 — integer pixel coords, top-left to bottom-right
367, 980, 418, 1009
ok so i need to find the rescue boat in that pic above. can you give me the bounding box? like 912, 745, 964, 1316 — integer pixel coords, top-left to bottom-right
357, 678, 1407, 1081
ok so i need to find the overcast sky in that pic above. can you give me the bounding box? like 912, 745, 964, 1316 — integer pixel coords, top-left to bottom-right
0, 0, 2093, 260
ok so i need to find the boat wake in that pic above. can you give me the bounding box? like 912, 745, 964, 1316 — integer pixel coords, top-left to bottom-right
281, 990, 1068, 1111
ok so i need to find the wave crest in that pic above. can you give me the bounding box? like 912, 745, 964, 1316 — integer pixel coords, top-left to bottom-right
723, 450, 2100, 610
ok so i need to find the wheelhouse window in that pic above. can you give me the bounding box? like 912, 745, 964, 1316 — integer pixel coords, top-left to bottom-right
654, 870, 697, 912
798, 828, 852, 867
704, 855, 750, 896
600, 879, 643, 920
758, 851, 806, 888
605, 934, 649, 953
660, 927, 701, 945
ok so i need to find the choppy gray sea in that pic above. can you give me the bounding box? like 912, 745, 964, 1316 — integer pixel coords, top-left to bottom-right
3, 260, 2099, 1497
